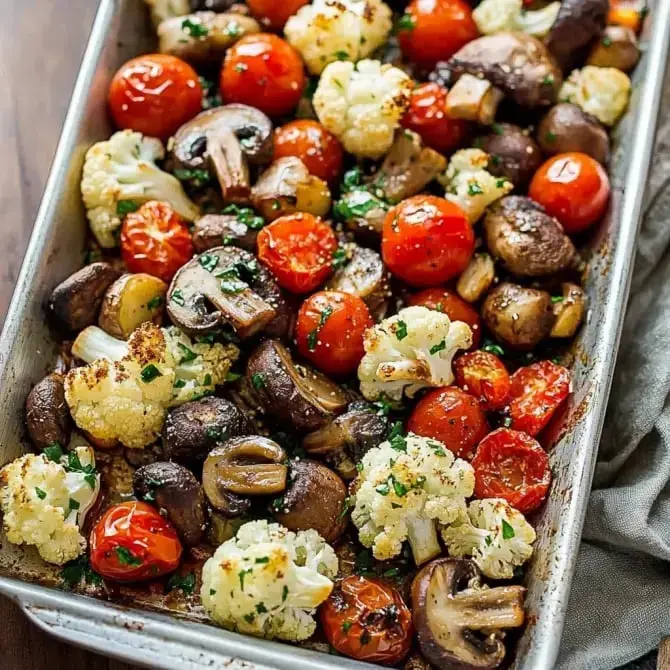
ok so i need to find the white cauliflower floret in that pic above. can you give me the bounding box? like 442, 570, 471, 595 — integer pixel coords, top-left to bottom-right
441, 498, 536, 579
143, 0, 189, 27
441, 149, 513, 224
201, 520, 337, 641
0, 447, 101, 565
313, 59, 412, 159
358, 305, 472, 403
285, 0, 392, 75
351, 433, 475, 565
81, 130, 200, 248
473, 0, 560, 37
559, 66, 631, 127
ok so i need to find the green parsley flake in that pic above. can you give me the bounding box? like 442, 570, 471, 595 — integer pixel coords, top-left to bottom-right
332, 246, 348, 269
502, 519, 516, 540
482, 340, 505, 357
147, 295, 163, 310
182, 18, 208, 38
116, 546, 142, 566
255, 556, 270, 564
282, 585, 289, 602
376, 483, 390, 496
35, 487, 47, 500
395, 13, 415, 32
551, 295, 564, 304
199, 254, 219, 273
60, 557, 103, 590
307, 306, 334, 352
171, 288, 185, 306
44, 442, 63, 463
467, 181, 484, 196
342, 621, 352, 633
395, 320, 408, 341
166, 572, 196, 595
177, 342, 197, 364
251, 373, 266, 390
334, 50, 349, 60
492, 123, 504, 136
140, 364, 162, 383
238, 568, 253, 590
256, 602, 268, 614
429, 340, 447, 355
173, 168, 211, 187
225, 371, 242, 382
116, 200, 139, 216
174, 379, 187, 389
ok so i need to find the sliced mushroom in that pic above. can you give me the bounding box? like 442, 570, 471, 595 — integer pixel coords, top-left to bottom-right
133, 462, 206, 546
445, 74, 505, 126
550, 282, 586, 338
484, 196, 576, 277
482, 283, 554, 350
273, 459, 348, 542
247, 339, 349, 433
412, 558, 525, 670
49, 262, 123, 331
192, 214, 259, 253
337, 190, 390, 243
587, 26, 640, 73
457, 254, 496, 304
251, 157, 331, 221
25, 373, 72, 451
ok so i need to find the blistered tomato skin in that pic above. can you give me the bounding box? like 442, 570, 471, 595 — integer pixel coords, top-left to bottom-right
108, 54, 202, 141
220, 34, 306, 117
453, 350, 511, 410
381, 195, 474, 287
89, 501, 183, 582
320, 576, 413, 665
246, 0, 310, 30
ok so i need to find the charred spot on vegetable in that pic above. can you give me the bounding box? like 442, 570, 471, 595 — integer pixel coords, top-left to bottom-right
141, 364, 162, 383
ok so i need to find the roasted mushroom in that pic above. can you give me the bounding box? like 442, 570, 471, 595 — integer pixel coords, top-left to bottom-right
587, 26, 640, 73
49, 262, 123, 332
273, 459, 348, 542
482, 283, 554, 350
133, 462, 207, 546
246, 339, 349, 433
537, 103, 610, 164
336, 190, 390, 242
25, 373, 71, 451
411, 558, 526, 670
550, 282, 586, 338
484, 196, 576, 277
456, 254, 496, 304
162, 396, 252, 464
192, 214, 260, 253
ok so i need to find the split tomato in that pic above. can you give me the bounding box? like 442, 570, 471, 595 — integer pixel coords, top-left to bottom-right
453, 351, 511, 411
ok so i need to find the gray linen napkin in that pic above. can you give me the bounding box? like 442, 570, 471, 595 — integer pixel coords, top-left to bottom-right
556, 71, 670, 669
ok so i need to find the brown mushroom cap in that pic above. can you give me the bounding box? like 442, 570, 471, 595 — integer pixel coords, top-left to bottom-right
587, 26, 640, 73
25, 373, 72, 451
192, 214, 259, 253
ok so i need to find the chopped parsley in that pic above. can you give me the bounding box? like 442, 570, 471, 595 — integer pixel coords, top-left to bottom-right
140, 364, 162, 383
255, 556, 270, 564
542, 74, 555, 86
376, 482, 390, 496
602, 35, 613, 47
342, 621, 352, 633
389, 422, 407, 452
496, 178, 509, 189
354, 549, 374, 576
60, 557, 103, 590
182, 18, 208, 38
224, 20, 242, 37
35, 487, 47, 500
251, 373, 266, 390
203, 373, 212, 386
209, 589, 217, 596
68, 498, 80, 513
222, 204, 265, 231
166, 572, 196, 595
342, 167, 363, 192
225, 371, 242, 382
235, 63, 248, 73
333, 50, 349, 60
502, 519, 515, 539
282, 585, 289, 602
467, 181, 484, 196
551, 295, 564, 304
238, 568, 253, 590
173, 168, 211, 187
391, 474, 408, 497
503, 416, 513, 428
177, 342, 198, 364
174, 379, 187, 389
243, 613, 256, 624
44, 442, 63, 463
492, 123, 504, 136
485, 534, 493, 547
490, 154, 502, 167
429, 339, 446, 355
256, 602, 268, 614
395, 320, 408, 341
116, 200, 139, 216
395, 13, 415, 33
116, 546, 142, 566
307, 306, 334, 351
147, 295, 163, 310
372, 394, 393, 416
545, 131, 557, 143
482, 340, 505, 357
171, 288, 185, 306
332, 246, 348, 270
199, 254, 219, 273
337, 496, 353, 521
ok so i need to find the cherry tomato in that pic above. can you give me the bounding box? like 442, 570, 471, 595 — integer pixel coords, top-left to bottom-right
121, 201, 194, 282
320, 576, 413, 665
508, 360, 571, 437
407, 288, 481, 349
453, 351, 511, 411
529, 152, 611, 234
220, 34, 306, 117
401, 83, 470, 154
246, 0, 310, 30
89, 501, 182, 582
382, 196, 474, 287
295, 291, 373, 377
274, 120, 344, 185
472, 428, 551, 513
608, 1, 644, 31
257, 213, 337, 293
397, 0, 479, 69
108, 54, 202, 141
408, 386, 489, 460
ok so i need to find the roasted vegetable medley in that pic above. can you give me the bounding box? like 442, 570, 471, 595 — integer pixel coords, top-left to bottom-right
1, 0, 648, 666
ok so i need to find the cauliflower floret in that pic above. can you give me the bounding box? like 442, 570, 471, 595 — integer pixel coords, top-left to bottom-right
143, 0, 189, 27
441, 498, 536, 579
351, 433, 475, 565
284, 0, 392, 75
201, 520, 338, 641
81, 130, 200, 248
559, 66, 631, 127
358, 305, 472, 403
0, 447, 101, 565
313, 59, 412, 159
473, 0, 560, 37
441, 149, 513, 224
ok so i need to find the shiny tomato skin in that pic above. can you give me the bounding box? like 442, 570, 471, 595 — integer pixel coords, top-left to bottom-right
472, 428, 551, 513
321, 576, 413, 665
220, 34, 305, 117
397, 0, 479, 69
274, 120, 344, 185
247, 0, 310, 30
121, 201, 194, 282
407, 287, 481, 349
295, 291, 373, 377
89, 501, 182, 582
257, 213, 337, 293
382, 196, 474, 287
408, 386, 489, 460
508, 360, 571, 437
108, 54, 202, 141
529, 152, 611, 234
453, 351, 511, 411
401, 83, 471, 154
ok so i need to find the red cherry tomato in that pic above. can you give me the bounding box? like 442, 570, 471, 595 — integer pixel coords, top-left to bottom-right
295, 291, 373, 377
453, 351, 511, 411
121, 201, 194, 282
89, 501, 182, 582
407, 288, 481, 349
108, 54, 202, 141
401, 83, 471, 154
246, 0, 310, 30
508, 360, 571, 437
257, 213, 337, 293
397, 0, 479, 69
320, 576, 413, 665
382, 196, 474, 287
529, 152, 611, 234
408, 386, 489, 460
220, 34, 306, 117
472, 428, 551, 513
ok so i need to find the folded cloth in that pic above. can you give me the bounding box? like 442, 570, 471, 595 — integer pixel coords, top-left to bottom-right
557, 73, 670, 670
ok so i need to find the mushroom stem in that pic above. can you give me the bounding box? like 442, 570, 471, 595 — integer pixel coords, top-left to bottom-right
209, 287, 277, 338
446, 75, 504, 125
302, 421, 347, 455
208, 127, 251, 204
407, 515, 442, 566
451, 587, 527, 630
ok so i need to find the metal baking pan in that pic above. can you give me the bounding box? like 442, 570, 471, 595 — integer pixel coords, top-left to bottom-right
0, 0, 669, 668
